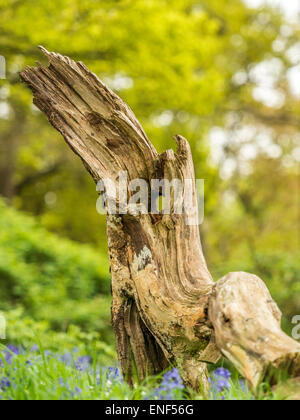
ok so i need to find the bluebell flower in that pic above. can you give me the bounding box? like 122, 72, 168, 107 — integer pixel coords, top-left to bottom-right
216, 379, 231, 393
77, 356, 91, 365
208, 368, 232, 400
2, 353, 12, 366
214, 367, 231, 379
0, 377, 10, 391
239, 379, 247, 391
161, 368, 184, 388
7, 345, 20, 355
70, 386, 83, 397
30, 345, 39, 352
76, 356, 91, 372
106, 367, 122, 382
0, 345, 22, 367
150, 368, 184, 400
60, 353, 73, 366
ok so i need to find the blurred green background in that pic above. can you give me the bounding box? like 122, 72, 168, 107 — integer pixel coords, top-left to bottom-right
0, 0, 299, 355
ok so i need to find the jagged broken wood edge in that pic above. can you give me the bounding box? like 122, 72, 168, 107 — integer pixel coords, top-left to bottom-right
20, 47, 300, 392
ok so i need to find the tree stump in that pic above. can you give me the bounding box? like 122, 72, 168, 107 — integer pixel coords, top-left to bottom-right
20, 47, 300, 392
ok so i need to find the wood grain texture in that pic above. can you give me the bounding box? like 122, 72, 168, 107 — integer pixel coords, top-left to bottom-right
20, 48, 300, 393
209, 272, 300, 389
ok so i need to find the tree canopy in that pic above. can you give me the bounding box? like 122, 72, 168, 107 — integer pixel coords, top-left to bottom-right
0, 0, 299, 320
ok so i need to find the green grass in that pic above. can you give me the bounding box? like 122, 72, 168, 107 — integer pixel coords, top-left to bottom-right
0, 343, 282, 400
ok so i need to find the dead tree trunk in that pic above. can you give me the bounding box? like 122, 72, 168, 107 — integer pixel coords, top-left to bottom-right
20, 47, 300, 392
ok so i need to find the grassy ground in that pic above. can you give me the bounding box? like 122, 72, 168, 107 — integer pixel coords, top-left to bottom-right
0, 343, 282, 400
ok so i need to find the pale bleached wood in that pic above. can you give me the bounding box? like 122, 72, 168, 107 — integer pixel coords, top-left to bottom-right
209, 272, 300, 389
21, 48, 300, 393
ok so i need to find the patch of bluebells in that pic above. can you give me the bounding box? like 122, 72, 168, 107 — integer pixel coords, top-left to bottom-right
147, 368, 184, 400
3, 345, 248, 401
0, 377, 10, 391
0, 344, 21, 367
106, 366, 122, 382
0, 344, 184, 401
0, 343, 126, 399
58, 377, 83, 398
76, 355, 92, 372
208, 367, 231, 400
103, 366, 124, 389
0, 344, 257, 400
57, 351, 92, 372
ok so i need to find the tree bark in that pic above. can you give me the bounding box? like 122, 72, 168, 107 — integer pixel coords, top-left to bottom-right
20, 47, 300, 392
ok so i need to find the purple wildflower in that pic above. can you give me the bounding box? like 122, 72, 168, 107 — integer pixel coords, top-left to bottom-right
214, 367, 231, 379
208, 368, 232, 400
76, 356, 91, 372
0, 345, 21, 367
151, 368, 184, 400
216, 379, 231, 393
0, 377, 10, 391
7, 345, 20, 355
239, 379, 247, 391
30, 345, 39, 352
60, 353, 73, 366
107, 367, 122, 381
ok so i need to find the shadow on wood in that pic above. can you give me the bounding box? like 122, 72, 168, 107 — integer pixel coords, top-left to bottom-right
20, 47, 300, 393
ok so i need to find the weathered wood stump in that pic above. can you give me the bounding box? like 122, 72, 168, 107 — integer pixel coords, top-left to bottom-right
20, 47, 300, 392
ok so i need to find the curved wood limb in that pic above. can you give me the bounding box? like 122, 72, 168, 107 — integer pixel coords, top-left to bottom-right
20, 48, 300, 394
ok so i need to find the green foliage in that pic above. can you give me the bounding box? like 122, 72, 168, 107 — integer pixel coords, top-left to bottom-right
211, 251, 300, 322
0, 346, 173, 400
1, 0, 298, 247
3, 308, 116, 364
207, 157, 300, 323
0, 199, 112, 342
254, 252, 300, 319
0, 344, 291, 400
0, 0, 299, 389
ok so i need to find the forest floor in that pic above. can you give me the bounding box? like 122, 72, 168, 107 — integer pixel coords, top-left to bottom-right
0, 344, 281, 400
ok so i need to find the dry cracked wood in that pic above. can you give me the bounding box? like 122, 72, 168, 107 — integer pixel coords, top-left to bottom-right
20, 47, 300, 392
209, 272, 300, 388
